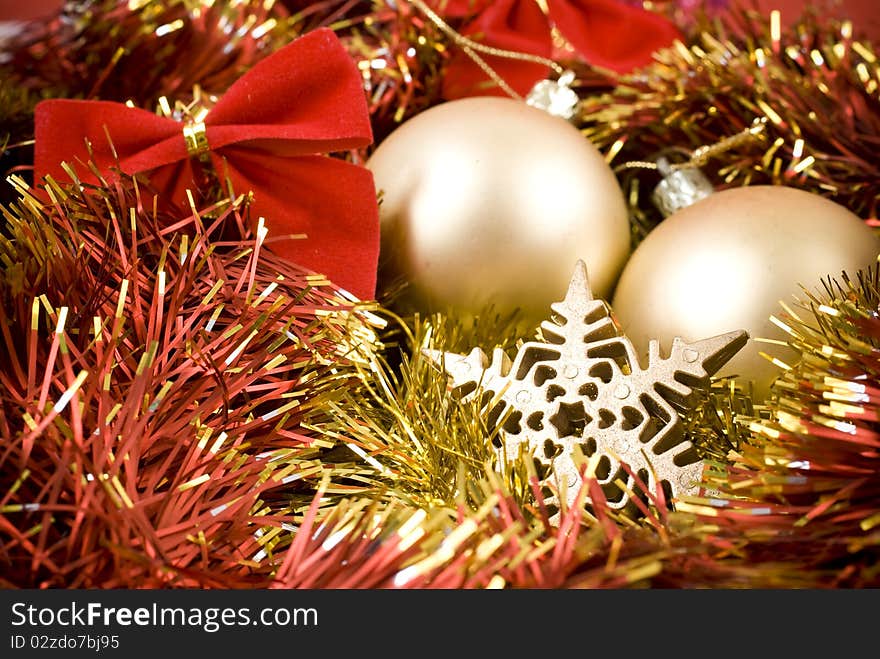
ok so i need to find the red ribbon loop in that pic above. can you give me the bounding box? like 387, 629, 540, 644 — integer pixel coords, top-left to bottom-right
435, 0, 683, 99
34, 28, 380, 300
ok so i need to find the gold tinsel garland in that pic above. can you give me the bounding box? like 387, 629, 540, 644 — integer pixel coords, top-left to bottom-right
578, 8, 880, 240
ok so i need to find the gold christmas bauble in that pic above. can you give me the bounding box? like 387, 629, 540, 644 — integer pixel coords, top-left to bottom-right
611, 185, 880, 399
366, 96, 630, 325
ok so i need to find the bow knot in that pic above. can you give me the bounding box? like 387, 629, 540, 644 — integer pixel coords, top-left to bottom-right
34, 28, 380, 300
182, 119, 210, 161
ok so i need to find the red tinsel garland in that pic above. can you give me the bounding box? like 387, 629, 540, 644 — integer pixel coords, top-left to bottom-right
0, 174, 375, 588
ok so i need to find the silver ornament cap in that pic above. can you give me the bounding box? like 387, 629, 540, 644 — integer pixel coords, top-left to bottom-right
651, 157, 715, 217
525, 70, 579, 121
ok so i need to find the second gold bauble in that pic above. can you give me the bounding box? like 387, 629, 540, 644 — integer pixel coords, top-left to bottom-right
366, 97, 630, 324
611, 185, 880, 399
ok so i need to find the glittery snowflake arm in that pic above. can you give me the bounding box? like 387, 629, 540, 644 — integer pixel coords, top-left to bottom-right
423, 346, 513, 402
642, 332, 750, 412
538, 259, 618, 350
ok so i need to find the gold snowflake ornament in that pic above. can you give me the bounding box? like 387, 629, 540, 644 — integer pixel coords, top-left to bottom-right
426, 261, 748, 520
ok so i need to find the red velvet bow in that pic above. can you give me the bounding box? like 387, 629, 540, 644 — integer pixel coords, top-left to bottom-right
34, 28, 379, 300
434, 0, 683, 99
